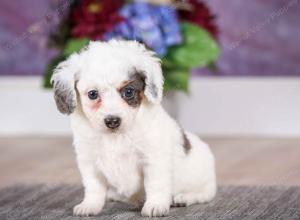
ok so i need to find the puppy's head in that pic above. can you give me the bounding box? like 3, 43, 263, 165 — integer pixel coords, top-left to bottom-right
51, 40, 163, 133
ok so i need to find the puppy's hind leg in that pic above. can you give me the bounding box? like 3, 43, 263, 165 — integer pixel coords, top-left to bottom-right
173, 182, 216, 206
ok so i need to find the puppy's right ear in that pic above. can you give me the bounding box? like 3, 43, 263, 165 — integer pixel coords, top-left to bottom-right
51, 54, 80, 115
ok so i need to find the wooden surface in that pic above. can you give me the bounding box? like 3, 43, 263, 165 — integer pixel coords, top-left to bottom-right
0, 136, 300, 189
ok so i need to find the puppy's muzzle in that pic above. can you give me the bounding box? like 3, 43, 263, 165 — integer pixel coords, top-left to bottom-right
104, 115, 121, 129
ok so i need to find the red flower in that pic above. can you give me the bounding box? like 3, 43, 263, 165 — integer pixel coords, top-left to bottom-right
71, 0, 124, 40
179, 0, 218, 38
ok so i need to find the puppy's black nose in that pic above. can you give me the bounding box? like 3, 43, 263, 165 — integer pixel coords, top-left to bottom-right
104, 116, 121, 129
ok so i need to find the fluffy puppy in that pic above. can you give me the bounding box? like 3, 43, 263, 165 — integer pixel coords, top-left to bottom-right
52, 40, 216, 217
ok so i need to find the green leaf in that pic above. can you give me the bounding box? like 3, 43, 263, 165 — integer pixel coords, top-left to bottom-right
63, 38, 89, 57
163, 22, 220, 69
43, 55, 66, 88
163, 69, 190, 92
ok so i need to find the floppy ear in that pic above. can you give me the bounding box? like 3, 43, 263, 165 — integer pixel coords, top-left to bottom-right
134, 44, 164, 104
51, 54, 80, 115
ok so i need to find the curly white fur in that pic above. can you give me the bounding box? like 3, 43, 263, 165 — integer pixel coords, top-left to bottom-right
52, 40, 216, 217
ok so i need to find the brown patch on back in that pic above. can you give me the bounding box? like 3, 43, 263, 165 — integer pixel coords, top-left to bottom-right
182, 129, 191, 154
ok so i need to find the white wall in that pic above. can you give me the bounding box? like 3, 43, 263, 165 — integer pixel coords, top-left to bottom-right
178, 77, 300, 137
0, 77, 71, 135
0, 76, 300, 137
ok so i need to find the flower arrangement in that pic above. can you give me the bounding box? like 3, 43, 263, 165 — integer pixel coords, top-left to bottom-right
44, 0, 220, 92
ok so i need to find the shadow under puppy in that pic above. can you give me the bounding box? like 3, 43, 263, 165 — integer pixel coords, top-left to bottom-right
52, 40, 216, 217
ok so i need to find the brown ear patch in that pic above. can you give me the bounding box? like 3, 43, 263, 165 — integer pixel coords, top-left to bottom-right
181, 129, 192, 154
119, 73, 145, 107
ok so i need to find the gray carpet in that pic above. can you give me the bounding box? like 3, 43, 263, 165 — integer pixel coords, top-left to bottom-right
0, 185, 299, 220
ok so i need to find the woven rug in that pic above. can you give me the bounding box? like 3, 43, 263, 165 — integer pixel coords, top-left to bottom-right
0, 184, 299, 220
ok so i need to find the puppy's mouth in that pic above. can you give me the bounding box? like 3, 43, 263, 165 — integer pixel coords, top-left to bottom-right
104, 125, 124, 134
106, 127, 120, 133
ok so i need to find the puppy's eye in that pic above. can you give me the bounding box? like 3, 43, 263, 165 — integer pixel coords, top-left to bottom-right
123, 87, 135, 99
88, 90, 99, 100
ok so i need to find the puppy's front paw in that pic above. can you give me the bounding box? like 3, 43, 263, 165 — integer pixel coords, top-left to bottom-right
141, 201, 170, 217
73, 201, 103, 216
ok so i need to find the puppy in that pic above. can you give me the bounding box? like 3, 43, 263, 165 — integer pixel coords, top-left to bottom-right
52, 40, 216, 217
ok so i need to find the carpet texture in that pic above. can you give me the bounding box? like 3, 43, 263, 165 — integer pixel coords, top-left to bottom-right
0, 185, 299, 220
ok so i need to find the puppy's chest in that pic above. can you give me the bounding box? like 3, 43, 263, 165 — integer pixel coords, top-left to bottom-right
95, 136, 143, 195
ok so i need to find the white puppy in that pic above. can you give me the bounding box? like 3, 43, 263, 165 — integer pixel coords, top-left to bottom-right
52, 40, 216, 217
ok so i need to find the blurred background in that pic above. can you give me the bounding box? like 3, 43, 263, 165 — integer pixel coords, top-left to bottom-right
0, 0, 300, 188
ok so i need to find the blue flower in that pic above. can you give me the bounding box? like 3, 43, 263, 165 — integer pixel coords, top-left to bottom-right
104, 2, 182, 56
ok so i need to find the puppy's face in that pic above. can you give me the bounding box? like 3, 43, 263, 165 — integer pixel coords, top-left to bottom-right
77, 71, 145, 133
52, 40, 164, 134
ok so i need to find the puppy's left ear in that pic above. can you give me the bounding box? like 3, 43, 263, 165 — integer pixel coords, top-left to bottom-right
51, 54, 80, 115
137, 46, 164, 104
